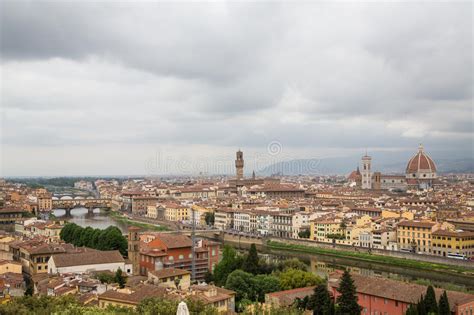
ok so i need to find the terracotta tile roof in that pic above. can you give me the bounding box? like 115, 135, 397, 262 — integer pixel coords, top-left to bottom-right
329, 273, 474, 311
149, 268, 190, 279
432, 230, 474, 237
99, 284, 170, 305
154, 234, 192, 249
397, 220, 436, 228
266, 286, 316, 307
51, 250, 124, 268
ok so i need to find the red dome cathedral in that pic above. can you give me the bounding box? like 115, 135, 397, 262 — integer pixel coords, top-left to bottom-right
405, 144, 437, 189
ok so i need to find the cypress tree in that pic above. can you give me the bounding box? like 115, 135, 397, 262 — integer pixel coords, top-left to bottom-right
115, 268, 126, 288
405, 304, 418, 315
311, 283, 331, 315
424, 286, 438, 314
417, 295, 427, 315
438, 291, 450, 315
328, 301, 335, 315
242, 243, 259, 275
336, 270, 361, 315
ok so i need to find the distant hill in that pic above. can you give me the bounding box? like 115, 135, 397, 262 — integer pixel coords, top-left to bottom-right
258, 156, 474, 176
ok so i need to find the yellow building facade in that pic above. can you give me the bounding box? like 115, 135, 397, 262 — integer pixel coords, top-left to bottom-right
397, 220, 438, 254
431, 230, 474, 259
310, 219, 342, 242
165, 204, 189, 222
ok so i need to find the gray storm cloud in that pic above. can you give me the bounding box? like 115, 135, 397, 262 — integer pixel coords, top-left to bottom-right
0, 1, 472, 176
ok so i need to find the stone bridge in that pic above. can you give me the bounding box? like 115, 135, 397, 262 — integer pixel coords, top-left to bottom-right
52, 198, 112, 215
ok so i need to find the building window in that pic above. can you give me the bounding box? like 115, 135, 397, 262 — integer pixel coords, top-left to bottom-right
179, 254, 184, 260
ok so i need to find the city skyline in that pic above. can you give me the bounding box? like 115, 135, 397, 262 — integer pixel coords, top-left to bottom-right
1, 2, 472, 176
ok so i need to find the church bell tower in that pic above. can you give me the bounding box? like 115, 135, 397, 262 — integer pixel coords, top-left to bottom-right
128, 226, 141, 276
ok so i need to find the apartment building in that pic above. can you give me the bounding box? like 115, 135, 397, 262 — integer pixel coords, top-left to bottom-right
139, 234, 219, 281
233, 211, 251, 232
292, 211, 324, 239
310, 218, 342, 242
164, 203, 189, 222
431, 230, 474, 259
214, 209, 234, 231
250, 212, 273, 236
397, 220, 439, 254
131, 197, 159, 216
270, 213, 293, 238
37, 194, 53, 211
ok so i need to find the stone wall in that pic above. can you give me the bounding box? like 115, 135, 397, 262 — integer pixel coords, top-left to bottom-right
268, 237, 474, 269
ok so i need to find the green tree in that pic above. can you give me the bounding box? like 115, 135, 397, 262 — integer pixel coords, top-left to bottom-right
253, 274, 281, 302
0, 295, 80, 315
424, 286, 438, 314
417, 295, 427, 315
205, 212, 215, 226
59, 223, 74, 243
278, 268, 321, 290
242, 244, 259, 274
438, 290, 450, 315
97, 272, 115, 284
243, 303, 304, 315
79, 227, 94, 248
204, 271, 214, 283
88, 229, 102, 248
277, 258, 308, 272
71, 225, 84, 246
96, 226, 127, 256
213, 245, 242, 286
405, 304, 418, 315
136, 297, 178, 315
335, 270, 361, 315
185, 298, 218, 315
104, 226, 128, 256
115, 268, 126, 288
309, 283, 332, 315
225, 270, 256, 303
298, 229, 311, 238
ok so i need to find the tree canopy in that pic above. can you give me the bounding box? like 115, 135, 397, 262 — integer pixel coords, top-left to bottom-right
278, 268, 322, 291
335, 270, 361, 315
60, 223, 127, 256
310, 283, 333, 315
0, 295, 217, 315
242, 244, 259, 275
438, 291, 450, 315
212, 245, 243, 286
405, 286, 451, 315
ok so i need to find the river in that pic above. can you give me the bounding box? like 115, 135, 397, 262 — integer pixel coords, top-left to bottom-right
52, 208, 473, 292
53, 207, 128, 232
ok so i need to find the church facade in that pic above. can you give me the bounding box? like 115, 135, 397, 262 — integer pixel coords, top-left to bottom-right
348, 145, 438, 191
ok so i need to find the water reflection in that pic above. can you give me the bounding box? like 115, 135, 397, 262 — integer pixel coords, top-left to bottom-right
260, 250, 473, 292
53, 208, 128, 232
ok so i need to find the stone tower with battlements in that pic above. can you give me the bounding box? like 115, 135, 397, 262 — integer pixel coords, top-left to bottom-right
235, 150, 244, 180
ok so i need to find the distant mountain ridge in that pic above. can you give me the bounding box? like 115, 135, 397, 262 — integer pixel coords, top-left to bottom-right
258, 156, 474, 176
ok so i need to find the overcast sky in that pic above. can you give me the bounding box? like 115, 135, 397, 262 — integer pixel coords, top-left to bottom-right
1, 1, 472, 176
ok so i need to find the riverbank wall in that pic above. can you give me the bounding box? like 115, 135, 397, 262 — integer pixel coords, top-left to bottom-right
219, 233, 474, 270
267, 237, 474, 269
